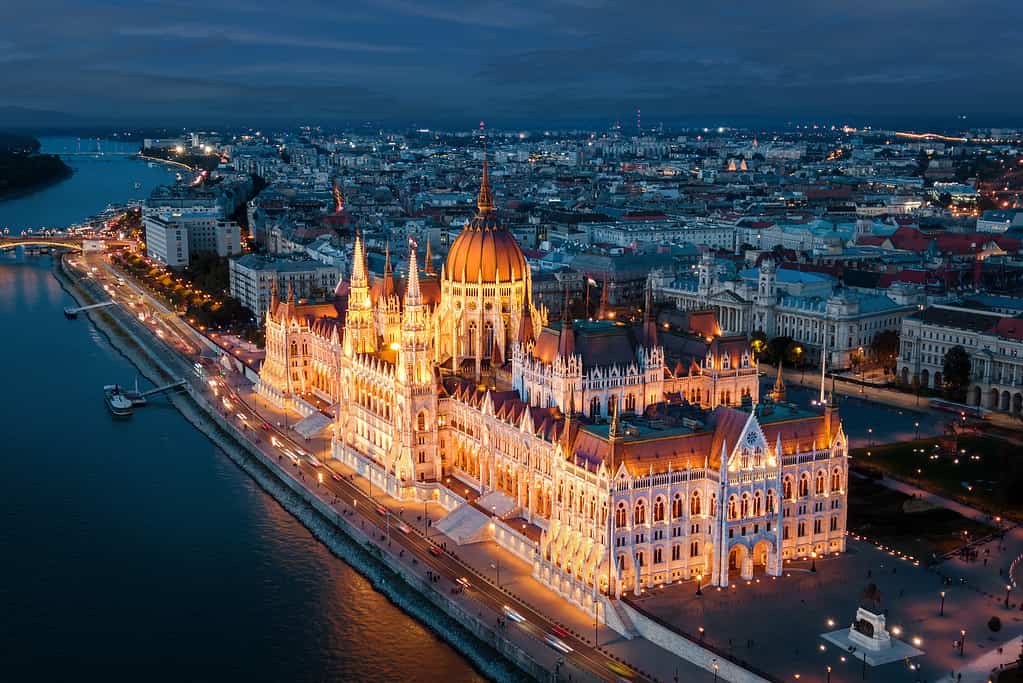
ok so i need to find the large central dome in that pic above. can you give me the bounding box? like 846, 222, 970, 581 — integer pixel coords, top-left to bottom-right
444, 157, 527, 284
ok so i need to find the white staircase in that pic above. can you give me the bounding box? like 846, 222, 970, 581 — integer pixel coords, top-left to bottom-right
433, 503, 492, 545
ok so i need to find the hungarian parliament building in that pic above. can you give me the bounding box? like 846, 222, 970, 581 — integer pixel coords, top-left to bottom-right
256, 159, 849, 613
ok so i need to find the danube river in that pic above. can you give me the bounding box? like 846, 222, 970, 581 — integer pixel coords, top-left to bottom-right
0, 139, 482, 681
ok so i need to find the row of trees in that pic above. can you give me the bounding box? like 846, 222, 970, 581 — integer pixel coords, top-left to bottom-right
750, 329, 901, 375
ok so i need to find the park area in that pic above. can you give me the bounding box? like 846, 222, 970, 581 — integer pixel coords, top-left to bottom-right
852, 433, 1023, 520
847, 475, 993, 562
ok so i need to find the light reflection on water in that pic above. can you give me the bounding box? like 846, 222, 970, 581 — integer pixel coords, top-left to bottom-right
0, 158, 484, 681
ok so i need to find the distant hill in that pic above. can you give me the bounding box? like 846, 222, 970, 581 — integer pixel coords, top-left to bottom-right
0, 106, 82, 131
0, 133, 72, 199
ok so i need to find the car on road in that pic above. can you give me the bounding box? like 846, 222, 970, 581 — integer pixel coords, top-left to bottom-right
306, 456, 323, 468
502, 605, 525, 623
551, 624, 570, 639
261, 423, 271, 431
544, 634, 573, 654
429, 545, 443, 557
331, 472, 342, 482
456, 576, 471, 590
375, 505, 388, 516
397, 522, 411, 535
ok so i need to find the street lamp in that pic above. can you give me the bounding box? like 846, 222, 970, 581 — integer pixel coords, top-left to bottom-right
1006, 584, 1012, 608
826, 665, 832, 683
914, 421, 920, 440
712, 659, 719, 683
696, 573, 703, 596
959, 629, 966, 657
810, 551, 817, 573
698, 626, 705, 643
940, 590, 946, 616
491, 560, 501, 588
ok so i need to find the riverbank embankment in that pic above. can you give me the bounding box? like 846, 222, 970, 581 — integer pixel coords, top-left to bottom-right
54, 255, 552, 683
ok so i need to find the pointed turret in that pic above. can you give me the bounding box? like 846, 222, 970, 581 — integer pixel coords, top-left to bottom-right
562, 385, 575, 451
641, 279, 657, 348
404, 244, 421, 307
351, 232, 368, 289
477, 143, 494, 214
557, 288, 575, 359
517, 295, 535, 348
771, 363, 786, 402
597, 271, 610, 320
269, 276, 279, 312
423, 239, 434, 275
383, 242, 396, 299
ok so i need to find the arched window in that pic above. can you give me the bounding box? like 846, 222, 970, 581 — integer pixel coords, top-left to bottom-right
672, 494, 684, 518
815, 470, 826, 495
634, 499, 646, 526
831, 468, 841, 493
690, 491, 701, 516
653, 497, 665, 522
483, 321, 495, 357
417, 411, 426, 431
799, 473, 810, 498
467, 322, 477, 355
625, 393, 636, 412
784, 476, 794, 500
753, 447, 763, 468
710, 493, 717, 516
740, 493, 750, 518
740, 448, 750, 469
766, 489, 776, 514
727, 495, 738, 520
615, 503, 627, 529
590, 396, 601, 418
753, 491, 762, 516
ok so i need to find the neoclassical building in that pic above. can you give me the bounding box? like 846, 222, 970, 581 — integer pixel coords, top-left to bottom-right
256, 159, 849, 613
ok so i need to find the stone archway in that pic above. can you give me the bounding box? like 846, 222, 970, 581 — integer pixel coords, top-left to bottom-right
1002, 391, 1011, 412
920, 369, 930, 388
727, 543, 752, 580
1014, 393, 1023, 414
990, 388, 1001, 410
901, 367, 909, 385
752, 539, 774, 574
971, 386, 982, 406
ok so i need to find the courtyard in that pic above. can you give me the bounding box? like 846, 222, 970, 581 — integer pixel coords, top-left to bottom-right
630, 537, 1023, 682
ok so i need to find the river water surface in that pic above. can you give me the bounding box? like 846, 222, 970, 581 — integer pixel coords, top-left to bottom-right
0, 138, 482, 682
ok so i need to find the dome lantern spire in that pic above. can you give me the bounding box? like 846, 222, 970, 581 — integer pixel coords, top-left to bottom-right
477, 141, 494, 214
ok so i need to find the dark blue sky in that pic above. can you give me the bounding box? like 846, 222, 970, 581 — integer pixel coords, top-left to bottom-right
2, 0, 1021, 128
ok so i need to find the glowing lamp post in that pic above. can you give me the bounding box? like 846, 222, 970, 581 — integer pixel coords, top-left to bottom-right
810, 551, 817, 573
939, 590, 946, 616
696, 573, 703, 596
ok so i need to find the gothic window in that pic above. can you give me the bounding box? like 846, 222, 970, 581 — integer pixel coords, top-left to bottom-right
634, 499, 647, 526
740, 447, 750, 469
690, 491, 701, 516
690, 541, 700, 557
753, 491, 763, 516
653, 497, 665, 523
799, 473, 810, 498
815, 470, 826, 495
590, 396, 601, 418
417, 411, 426, 431
727, 495, 738, 520
672, 493, 684, 518
723, 354, 731, 370
467, 322, 477, 355
831, 468, 842, 493
783, 525, 790, 540
766, 489, 776, 514
783, 476, 793, 500
483, 321, 495, 357
740, 493, 750, 518
615, 503, 627, 528
710, 493, 717, 516
624, 393, 636, 412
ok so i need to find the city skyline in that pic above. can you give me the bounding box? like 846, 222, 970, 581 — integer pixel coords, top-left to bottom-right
1, 0, 1022, 128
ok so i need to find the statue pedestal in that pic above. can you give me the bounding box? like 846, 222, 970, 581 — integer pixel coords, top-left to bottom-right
821, 607, 923, 666
848, 608, 892, 651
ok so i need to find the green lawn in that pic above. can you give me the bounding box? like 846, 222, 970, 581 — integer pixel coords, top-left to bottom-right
852, 434, 1023, 520
847, 475, 993, 561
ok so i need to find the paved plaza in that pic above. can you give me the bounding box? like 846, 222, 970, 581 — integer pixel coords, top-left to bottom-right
632, 538, 1023, 682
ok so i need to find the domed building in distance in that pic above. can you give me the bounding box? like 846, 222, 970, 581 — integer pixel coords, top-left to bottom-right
433, 154, 539, 379
255, 155, 848, 618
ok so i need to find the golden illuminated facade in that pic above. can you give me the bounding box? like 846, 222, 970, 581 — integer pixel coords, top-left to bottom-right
256, 159, 848, 615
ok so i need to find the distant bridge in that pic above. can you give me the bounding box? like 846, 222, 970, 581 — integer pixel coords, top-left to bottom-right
0, 236, 133, 252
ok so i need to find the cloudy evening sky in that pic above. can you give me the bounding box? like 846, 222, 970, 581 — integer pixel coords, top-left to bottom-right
1, 0, 1021, 128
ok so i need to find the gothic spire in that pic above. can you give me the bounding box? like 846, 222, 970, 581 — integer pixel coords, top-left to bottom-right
518, 295, 535, 348
351, 232, 368, 289
383, 242, 396, 299
642, 278, 657, 348
423, 238, 434, 275
772, 363, 786, 402
477, 143, 494, 214
558, 287, 575, 358
561, 384, 575, 451
405, 243, 421, 305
